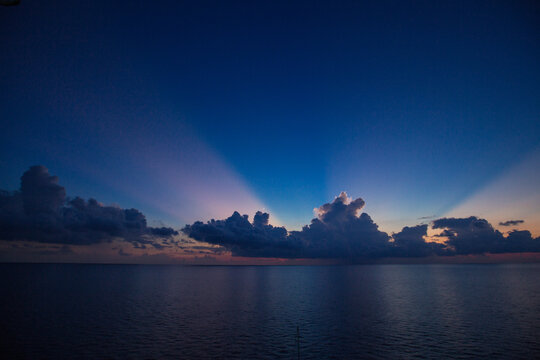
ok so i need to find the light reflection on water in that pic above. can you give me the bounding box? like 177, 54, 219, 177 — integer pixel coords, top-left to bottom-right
1, 264, 540, 359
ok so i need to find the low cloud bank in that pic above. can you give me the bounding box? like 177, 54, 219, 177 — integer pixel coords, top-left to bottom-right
0, 166, 177, 247
183, 193, 540, 259
2, 167, 539, 261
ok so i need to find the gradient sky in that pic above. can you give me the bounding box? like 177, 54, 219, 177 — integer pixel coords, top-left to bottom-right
1, 0, 539, 242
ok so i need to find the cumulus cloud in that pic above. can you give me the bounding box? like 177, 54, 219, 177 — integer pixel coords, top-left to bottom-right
432, 217, 539, 254
290, 192, 390, 258
184, 193, 540, 260
499, 219, 525, 227
390, 225, 447, 257
3, 167, 540, 261
184, 192, 390, 259
184, 192, 442, 259
432, 217, 504, 255
182, 210, 296, 258
0, 166, 178, 247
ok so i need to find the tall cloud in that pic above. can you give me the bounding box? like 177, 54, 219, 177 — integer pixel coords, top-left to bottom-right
290, 192, 391, 258
0, 166, 177, 246
184, 192, 436, 259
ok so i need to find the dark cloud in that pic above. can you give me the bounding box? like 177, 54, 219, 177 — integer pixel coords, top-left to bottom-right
185, 192, 410, 259
183, 210, 297, 258
504, 230, 540, 253
499, 219, 525, 227
390, 225, 447, 257
184, 193, 540, 260
0, 166, 178, 246
432, 217, 503, 255
150, 227, 179, 237
20, 165, 66, 219
3, 167, 540, 261
432, 217, 539, 254
288, 192, 390, 258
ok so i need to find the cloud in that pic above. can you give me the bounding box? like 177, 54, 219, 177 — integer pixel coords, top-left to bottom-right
184, 193, 540, 260
184, 192, 439, 259
432, 217, 506, 254
499, 219, 525, 226
390, 225, 447, 257
504, 230, 540, 253
432, 216, 539, 254
2, 168, 539, 262
0, 166, 178, 246
290, 192, 391, 258
150, 227, 179, 236
182, 210, 297, 258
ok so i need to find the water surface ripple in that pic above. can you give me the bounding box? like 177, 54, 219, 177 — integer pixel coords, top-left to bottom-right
1, 264, 540, 359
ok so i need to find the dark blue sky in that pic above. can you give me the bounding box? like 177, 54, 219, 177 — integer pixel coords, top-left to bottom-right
1, 0, 539, 232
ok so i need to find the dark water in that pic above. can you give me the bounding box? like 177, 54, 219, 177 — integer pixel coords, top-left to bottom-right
1, 264, 540, 359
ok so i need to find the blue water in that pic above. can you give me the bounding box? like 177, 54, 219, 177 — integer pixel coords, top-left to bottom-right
1, 263, 540, 359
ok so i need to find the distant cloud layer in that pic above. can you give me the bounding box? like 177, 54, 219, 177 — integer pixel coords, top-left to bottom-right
1, 167, 539, 261
0, 166, 177, 248
183, 193, 540, 259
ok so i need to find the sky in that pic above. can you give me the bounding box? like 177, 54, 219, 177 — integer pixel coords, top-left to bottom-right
1, 1, 539, 264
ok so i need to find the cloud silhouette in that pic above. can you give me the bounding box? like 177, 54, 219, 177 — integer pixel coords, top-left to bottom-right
390, 225, 447, 257
184, 194, 540, 260
432, 217, 504, 255
499, 219, 525, 226
182, 210, 297, 258
0, 166, 178, 246
2, 167, 539, 261
184, 192, 445, 259
432, 217, 539, 255
289, 192, 391, 258
183, 192, 394, 259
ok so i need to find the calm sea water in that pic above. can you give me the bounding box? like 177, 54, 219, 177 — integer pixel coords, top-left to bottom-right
1, 263, 540, 359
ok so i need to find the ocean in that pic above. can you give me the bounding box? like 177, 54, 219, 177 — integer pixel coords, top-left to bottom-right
1, 263, 540, 359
